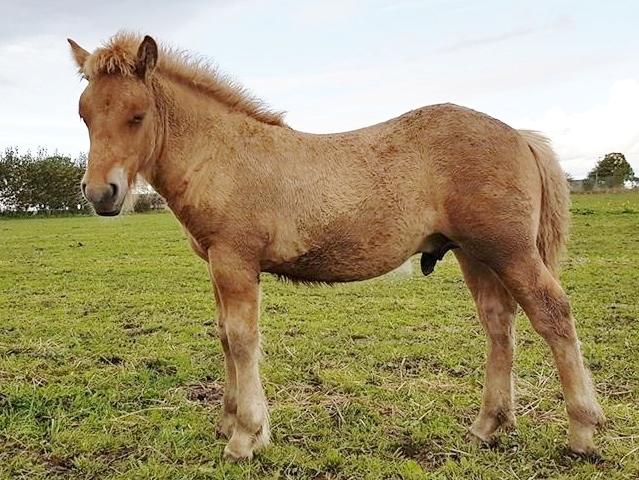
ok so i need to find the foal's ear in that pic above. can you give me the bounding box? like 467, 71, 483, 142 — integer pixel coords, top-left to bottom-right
136, 35, 158, 80
67, 38, 89, 70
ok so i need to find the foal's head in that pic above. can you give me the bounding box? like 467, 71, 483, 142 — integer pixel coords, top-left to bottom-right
69, 35, 160, 216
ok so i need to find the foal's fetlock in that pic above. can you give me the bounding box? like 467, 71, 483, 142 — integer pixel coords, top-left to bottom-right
223, 425, 270, 461
467, 429, 496, 446
224, 430, 255, 461
223, 412, 270, 461
217, 412, 236, 439
567, 412, 605, 457
568, 426, 599, 458
469, 408, 515, 445
566, 403, 605, 450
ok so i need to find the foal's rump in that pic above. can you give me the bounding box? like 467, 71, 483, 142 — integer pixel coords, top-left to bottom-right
347, 104, 563, 276
427, 113, 568, 275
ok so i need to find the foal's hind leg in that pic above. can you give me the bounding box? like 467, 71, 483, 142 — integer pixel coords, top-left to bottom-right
455, 251, 518, 443
487, 252, 604, 455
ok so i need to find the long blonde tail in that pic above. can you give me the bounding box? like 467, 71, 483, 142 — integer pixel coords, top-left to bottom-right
518, 130, 570, 277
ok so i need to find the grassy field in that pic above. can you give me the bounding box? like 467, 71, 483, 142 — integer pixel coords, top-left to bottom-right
1, 192, 638, 479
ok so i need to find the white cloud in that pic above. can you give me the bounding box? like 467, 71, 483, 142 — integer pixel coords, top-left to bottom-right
0, 35, 87, 156
515, 79, 639, 178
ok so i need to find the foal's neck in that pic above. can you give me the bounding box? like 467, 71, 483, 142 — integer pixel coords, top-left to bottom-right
142, 76, 282, 215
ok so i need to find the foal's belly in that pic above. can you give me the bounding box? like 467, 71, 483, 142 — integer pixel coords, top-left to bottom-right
262, 227, 422, 283
261, 189, 440, 282
264, 250, 409, 283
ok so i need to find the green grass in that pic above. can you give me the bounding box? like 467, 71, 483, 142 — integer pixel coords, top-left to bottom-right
1, 192, 638, 479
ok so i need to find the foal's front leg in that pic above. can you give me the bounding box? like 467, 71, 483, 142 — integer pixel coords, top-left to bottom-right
210, 280, 238, 439
208, 254, 269, 460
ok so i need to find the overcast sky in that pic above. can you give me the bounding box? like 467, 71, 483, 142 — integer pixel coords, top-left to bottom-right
1, 0, 637, 177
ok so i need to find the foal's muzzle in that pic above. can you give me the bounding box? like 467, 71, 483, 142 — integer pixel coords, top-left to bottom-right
81, 166, 128, 216
82, 182, 122, 216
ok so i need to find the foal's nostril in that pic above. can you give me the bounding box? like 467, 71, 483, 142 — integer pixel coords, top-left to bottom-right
108, 183, 118, 199
83, 183, 120, 205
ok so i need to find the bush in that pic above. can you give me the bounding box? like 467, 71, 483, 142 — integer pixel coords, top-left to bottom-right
0, 147, 88, 214
133, 193, 166, 213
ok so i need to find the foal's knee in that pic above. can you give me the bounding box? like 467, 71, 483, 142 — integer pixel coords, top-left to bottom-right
226, 322, 259, 359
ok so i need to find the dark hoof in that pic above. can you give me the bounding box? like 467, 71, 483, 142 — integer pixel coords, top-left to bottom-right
466, 430, 498, 447
563, 446, 605, 464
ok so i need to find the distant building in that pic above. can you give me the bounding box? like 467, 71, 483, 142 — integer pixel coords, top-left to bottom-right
568, 179, 585, 192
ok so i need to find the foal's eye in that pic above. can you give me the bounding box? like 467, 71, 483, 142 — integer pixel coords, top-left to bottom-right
129, 114, 145, 125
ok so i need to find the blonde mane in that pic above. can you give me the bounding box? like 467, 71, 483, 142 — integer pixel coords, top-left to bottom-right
82, 32, 286, 127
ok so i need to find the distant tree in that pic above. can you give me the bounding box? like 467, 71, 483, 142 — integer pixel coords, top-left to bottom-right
586, 152, 634, 189
0, 148, 29, 211
0, 148, 18, 209
32, 155, 86, 210
0, 148, 87, 214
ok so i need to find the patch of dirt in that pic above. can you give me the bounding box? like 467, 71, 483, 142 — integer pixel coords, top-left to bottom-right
265, 304, 289, 314
142, 358, 177, 375
285, 327, 302, 337
96, 445, 139, 467
349, 333, 368, 341
377, 357, 429, 377
376, 357, 442, 377
125, 325, 164, 336
377, 356, 473, 378
3, 345, 61, 360
306, 370, 324, 388
390, 433, 463, 470
185, 381, 224, 405
44, 453, 76, 474
98, 355, 123, 365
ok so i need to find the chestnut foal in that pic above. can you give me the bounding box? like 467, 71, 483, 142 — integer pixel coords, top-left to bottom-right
69, 33, 604, 460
